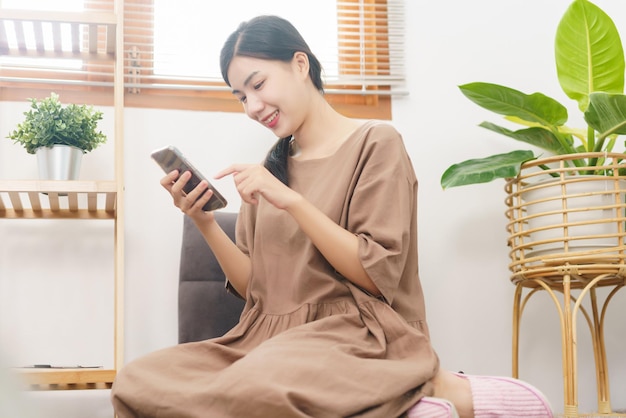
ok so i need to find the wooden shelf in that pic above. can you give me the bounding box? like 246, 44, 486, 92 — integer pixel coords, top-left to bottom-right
0, 2, 125, 390
15, 368, 116, 390
0, 180, 117, 219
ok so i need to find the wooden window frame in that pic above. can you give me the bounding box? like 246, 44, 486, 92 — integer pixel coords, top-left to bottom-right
0, 0, 395, 120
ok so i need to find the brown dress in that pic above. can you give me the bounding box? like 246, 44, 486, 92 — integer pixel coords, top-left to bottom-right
111, 121, 439, 418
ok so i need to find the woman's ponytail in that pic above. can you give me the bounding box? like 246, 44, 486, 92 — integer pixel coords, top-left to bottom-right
264, 136, 291, 186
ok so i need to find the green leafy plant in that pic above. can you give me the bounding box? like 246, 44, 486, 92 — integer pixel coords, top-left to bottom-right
441, 0, 626, 189
7, 92, 107, 154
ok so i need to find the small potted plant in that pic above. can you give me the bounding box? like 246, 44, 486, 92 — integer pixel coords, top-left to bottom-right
6, 92, 107, 180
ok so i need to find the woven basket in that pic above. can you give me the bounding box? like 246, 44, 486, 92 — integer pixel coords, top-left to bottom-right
505, 152, 626, 285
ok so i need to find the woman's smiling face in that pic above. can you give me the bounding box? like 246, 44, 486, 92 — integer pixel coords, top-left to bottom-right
228, 53, 312, 138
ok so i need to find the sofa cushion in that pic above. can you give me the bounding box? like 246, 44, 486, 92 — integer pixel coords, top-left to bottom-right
178, 212, 245, 343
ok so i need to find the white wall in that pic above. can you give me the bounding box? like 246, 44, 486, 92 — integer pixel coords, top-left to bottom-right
1, 1, 625, 416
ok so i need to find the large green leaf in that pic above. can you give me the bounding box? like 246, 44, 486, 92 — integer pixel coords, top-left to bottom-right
584, 92, 626, 139
555, 0, 625, 111
440, 150, 536, 189
480, 122, 573, 154
459, 82, 568, 126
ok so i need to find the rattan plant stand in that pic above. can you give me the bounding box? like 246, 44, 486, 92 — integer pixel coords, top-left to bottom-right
505, 153, 626, 418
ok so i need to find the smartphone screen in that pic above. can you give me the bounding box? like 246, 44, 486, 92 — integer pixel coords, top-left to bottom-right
151, 146, 227, 212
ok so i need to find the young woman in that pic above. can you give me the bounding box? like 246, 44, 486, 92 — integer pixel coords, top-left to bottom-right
111, 15, 553, 418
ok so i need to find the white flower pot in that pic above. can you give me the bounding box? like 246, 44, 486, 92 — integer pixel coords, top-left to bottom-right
36, 145, 84, 180
523, 176, 626, 258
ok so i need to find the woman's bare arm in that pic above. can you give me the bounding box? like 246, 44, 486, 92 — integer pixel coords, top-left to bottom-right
192, 216, 251, 298
162, 170, 251, 297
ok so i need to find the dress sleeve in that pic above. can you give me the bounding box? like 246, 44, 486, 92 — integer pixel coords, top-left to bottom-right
348, 124, 417, 304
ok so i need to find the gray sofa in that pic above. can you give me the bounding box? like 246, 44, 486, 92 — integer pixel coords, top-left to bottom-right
178, 211, 245, 343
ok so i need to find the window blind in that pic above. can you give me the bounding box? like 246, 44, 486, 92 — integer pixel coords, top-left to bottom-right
0, 0, 405, 99
0, 0, 117, 94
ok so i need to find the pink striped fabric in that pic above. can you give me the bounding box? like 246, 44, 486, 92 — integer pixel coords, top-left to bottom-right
405, 374, 553, 418
457, 374, 553, 418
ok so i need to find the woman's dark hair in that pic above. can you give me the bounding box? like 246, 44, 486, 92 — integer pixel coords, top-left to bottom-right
219, 15, 324, 186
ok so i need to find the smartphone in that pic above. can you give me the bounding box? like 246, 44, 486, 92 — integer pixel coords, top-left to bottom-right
151, 145, 227, 212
